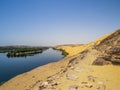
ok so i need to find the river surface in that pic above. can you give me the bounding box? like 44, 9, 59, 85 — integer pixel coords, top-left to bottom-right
0, 48, 63, 82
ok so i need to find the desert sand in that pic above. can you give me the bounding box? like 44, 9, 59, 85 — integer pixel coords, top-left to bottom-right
0, 30, 120, 90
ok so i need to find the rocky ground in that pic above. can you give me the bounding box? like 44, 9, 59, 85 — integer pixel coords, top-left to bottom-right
0, 30, 120, 90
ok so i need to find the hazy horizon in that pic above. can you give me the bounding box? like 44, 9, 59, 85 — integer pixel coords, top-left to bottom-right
1, 0, 120, 46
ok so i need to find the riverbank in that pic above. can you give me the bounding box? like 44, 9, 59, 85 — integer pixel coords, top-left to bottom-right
0, 30, 120, 90
52, 47, 69, 57
0, 82, 5, 86
0, 48, 63, 85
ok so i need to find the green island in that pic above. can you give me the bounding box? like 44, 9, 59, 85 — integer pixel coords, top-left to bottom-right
0, 46, 49, 57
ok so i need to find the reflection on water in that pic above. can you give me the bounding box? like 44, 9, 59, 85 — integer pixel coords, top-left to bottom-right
0, 48, 63, 82
7, 50, 43, 58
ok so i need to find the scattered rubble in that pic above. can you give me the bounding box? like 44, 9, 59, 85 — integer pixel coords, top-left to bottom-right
87, 75, 96, 82
66, 73, 79, 80
69, 85, 79, 90
74, 67, 94, 72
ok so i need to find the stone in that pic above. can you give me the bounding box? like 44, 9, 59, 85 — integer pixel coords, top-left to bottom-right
43, 81, 48, 86
51, 82, 58, 87
96, 85, 106, 90
66, 73, 79, 80
81, 82, 88, 84
69, 85, 79, 90
74, 67, 94, 72
96, 81, 106, 90
87, 75, 96, 82
85, 84, 93, 88
39, 85, 45, 90
80, 82, 93, 88
74, 67, 84, 72
79, 84, 85, 88
92, 57, 110, 65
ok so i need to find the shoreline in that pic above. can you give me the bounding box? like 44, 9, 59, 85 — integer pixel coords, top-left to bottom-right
1, 44, 120, 90
0, 48, 64, 86
0, 30, 120, 90
52, 47, 69, 57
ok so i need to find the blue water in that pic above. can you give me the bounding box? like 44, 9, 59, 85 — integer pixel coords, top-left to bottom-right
0, 48, 63, 82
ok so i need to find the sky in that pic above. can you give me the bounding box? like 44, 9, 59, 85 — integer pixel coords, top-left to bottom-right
0, 0, 120, 46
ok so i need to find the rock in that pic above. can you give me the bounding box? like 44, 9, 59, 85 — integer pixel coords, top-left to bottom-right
79, 50, 89, 59
92, 57, 111, 65
42, 81, 49, 86
107, 47, 120, 54
85, 84, 93, 88
50, 86, 56, 89
46, 79, 53, 84
39, 85, 45, 90
39, 81, 48, 90
87, 75, 96, 82
66, 73, 79, 80
69, 66, 74, 70
95, 30, 120, 65
81, 82, 88, 84
36, 80, 41, 83
39, 81, 59, 90
79, 82, 93, 88
51, 82, 58, 87
69, 85, 79, 90
79, 84, 85, 88
74, 67, 93, 72
74, 67, 84, 72
96, 81, 106, 90
96, 85, 106, 90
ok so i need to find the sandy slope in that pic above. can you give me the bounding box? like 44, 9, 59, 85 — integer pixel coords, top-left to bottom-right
0, 30, 120, 90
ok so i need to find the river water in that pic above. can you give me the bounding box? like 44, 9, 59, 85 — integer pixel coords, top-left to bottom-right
0, 48, 63, 82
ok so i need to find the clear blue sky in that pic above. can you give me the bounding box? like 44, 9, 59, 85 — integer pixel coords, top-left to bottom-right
0, 0, 120, 46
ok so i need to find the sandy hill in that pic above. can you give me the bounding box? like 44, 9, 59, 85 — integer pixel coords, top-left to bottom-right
0, 30, 120, 90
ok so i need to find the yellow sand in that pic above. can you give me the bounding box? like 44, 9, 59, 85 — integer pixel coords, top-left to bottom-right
0, 31, 120, 90
55, 34, 110, 56
56, 44, 86, 56
1, 44, 119, 90
53, 47, 120, 90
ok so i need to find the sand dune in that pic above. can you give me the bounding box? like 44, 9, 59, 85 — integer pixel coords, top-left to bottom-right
0, 30, 120, 90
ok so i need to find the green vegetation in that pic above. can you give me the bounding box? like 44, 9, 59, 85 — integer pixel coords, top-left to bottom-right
53, 48, 69, 57
0, 81, 5, 86
7, 49, 42, 57
0, 46, 48, 57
